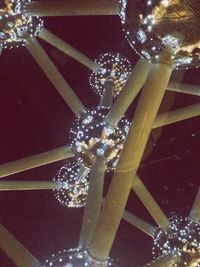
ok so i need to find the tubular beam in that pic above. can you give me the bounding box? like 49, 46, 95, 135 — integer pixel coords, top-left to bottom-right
168, 81, 200, 96
100, 81, 114, 108
190, 187, 200, 222
79, 158, 106, 249
39, 28, 99, 71
143, 253, 180, 267
0, 223, 40, 267
88, 53, 173, 261
106, 59, 150, 127
26, 40, 84, 115
153, 103, 200, 129
0, 180, 62, 191
0, 146, 73, 178
132, 175, 169, 228
122, 210, 156, 237
24, 0, 119, 16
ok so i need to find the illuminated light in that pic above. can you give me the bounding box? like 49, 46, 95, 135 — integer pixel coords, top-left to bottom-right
41, 248, 116, 267
70, 106, 130, 171
152, 216, 200, 267
53, 162, 90, 208
0, 0, 43, 49
119, 0, 200, 69
89, 52, 132, 98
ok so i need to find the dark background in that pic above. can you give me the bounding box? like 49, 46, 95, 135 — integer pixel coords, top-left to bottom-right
0, 9, 200, 267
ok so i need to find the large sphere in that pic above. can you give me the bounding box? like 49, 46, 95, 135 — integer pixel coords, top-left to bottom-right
0, 0, 43, 48
53, 162, 89, 208
70, 106, 130, 171
41, 248, 116, 267
119, 0, 200, 69
89, 52, 132, 98
153, 216, 200, 266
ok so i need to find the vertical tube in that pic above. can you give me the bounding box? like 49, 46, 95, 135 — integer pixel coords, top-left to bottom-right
26, 40, 85, 115
0, 224, 40, 267
106, 59, 150, 127
24, 0, 119, 17
88, 53, 173, 262
39, 28, 99, 71
190, 187, 200, 222
79, 158, 106, 249
100, 81, 114, 108
132, 175, 169, 228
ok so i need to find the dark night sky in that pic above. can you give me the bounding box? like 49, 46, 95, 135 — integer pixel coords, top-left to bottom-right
0, 9, 200, 267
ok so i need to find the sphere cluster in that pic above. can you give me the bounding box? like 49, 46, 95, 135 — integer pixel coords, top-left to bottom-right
119, 0, 200, 69
0, 0, 43, 48
70, 106, 130, 171
153, 216, 200, 266
53, 162, 89, 208
89, 52, 132, 97
41, 248, 115, 267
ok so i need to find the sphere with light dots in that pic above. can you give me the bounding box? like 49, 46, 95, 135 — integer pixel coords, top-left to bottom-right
152, 216, 200, 267
53, 162, 89, 208
89, 52, 132, 97
41, 248, 116, 267
0, 0, 43, 48
119, 0, 200, 69
70, 106, 130, 171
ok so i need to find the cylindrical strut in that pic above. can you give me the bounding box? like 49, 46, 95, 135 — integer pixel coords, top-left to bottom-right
88, 52, 173, 262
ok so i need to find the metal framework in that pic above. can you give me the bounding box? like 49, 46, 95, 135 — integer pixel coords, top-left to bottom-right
0, 0, 200, 266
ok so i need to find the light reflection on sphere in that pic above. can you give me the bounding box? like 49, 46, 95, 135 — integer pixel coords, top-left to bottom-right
0, 0, 43, 48
89, 52, 132, 97
119, 0, 200, 69
70, 106, 130, 171
41, 248, 116, 267
53, 162, 89, 208
153, 216, 200, 267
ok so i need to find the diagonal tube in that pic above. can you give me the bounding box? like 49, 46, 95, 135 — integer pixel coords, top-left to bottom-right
153, 103, 200, 129
189, 187, 200, 222
132, 175, 169, 228
0, 146, 73, 178
0, 223, 40, 267
26, 39, 85, 115
122, 210, 156, 237
105, 59, 150, 127
39, 28, 99, 71
23, 0, 119, 17
0, 180, 62, 191
88, 52, 173, 262
143, 253, 180, 267
79, 158, 106, 249
167, 81, 200, 96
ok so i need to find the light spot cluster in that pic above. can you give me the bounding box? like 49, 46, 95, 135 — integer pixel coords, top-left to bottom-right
53, 162, 89, 208
0, 0, 43, 48
119, 0, 200, 69
89, 52, 132, 97
41, 248, 115, 267
70, 106, 130, 171
153, 216, 200, 266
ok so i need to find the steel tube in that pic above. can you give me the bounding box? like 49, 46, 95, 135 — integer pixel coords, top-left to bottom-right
0, 146, 73, 178
24, 0, 119, 16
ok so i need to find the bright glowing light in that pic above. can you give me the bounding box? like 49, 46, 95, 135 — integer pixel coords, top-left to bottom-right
53, 162, 90, 208
70, 106, 130, 171
41, 248, 116, 267
153, 216, 200, 266
119, 0, 200, 69
0, 0, 43, 48
89, 52, 132, 97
